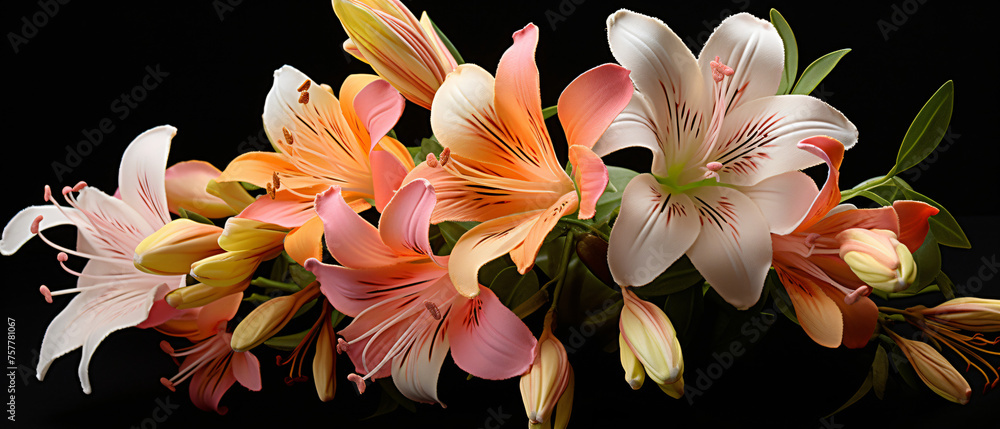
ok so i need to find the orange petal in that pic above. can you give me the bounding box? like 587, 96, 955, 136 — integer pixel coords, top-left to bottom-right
285, 215, 325, 266
777, 267, 843, 348
449, 211, 541, 297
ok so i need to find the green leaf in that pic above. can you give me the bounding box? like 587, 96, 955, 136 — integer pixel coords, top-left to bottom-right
910, 229, 941, 291
488, 267, 540, 310
293, 298, 317, 318
662, 283, 704, 342
594, 166, 639, 225
895, 186, 970, 248
428, 17, 464, 65
250, 277, 301, 293
512, 288, 550, 319
873, 345, 889, 400
264, 328, 311, 351
633, 256, 703, 298
936, 272, 956, 300
887, 81, 955, 177
542, 105, 558, 119
790, 49, 850, 96
269, 251, 290, 281
827, 370, 872, 417
288, 263, 317, 288
242, 293, 271, 305
177, 207, 215, 226
438, 221, 473, 247
770, 9, 798, 95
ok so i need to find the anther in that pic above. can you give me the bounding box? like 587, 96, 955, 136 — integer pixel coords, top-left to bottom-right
30, 215, 43, 234
298, 91, 310, 104
159, 340, 175, 354
57, 252, 69, 262
424, 301, 442, 320
39, 285, 53, 304
710, 56, 735, 83
438, 148, 451, 167
266, 182, 276, 200
348, 373, 367, 395
336, 338, 349, 354
426, 153, 439, 168
73, 181, 87, 192
160, 377, 177, 392
43, 185, 52, 202
282, 127, 294, 145
297, 80, 311, 92
272, 171, 281, 190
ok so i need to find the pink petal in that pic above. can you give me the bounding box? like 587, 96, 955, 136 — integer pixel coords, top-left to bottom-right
378, 179, 441, 262
567, 145, 608, 220
313, 186, 398, 269
118, 125, 174, 231
371, 150, 410, 213
448, 286, 537, 380
354, 79, 406, 152
308, 259, 447, 317
135, 293, 183, 329
686, 187, 772, 310
608, 174, 699, 287
231, 350, 262, 391
237, 190, 315, 229
164, 160, 237, 218
558, 63, 634, 149
194, 292, 243, 336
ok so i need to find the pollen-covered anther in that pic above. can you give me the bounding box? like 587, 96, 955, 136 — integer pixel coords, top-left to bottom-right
282, 127, 294, 145
710, 56, 735, 82
56, 252, 69, 262
297, 80, 311, 92
72, 181, 87, 192
424, 301, 442, 320
266, 182, 275, 200
347, 373, 367, 394
701, 161, 724, 181
159, 377, 177, 392
159, 340, 175, 354
272, 171, 281, 190
425, 153, 439, 168
43, 185, 52, 202
298, 91, 310, 104
438, 147, 451, 167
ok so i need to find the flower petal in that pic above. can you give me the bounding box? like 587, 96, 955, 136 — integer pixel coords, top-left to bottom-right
449, 211, 540, 297
698, 13, 784, 111
164, 161, 237, 218
371, 150, 410, 213
777, 267, 843, 348
313, 186, 397, 269
391, 316, 450, 405
354, 78, 406, 152
308, 260, 446, 317
592, 95, 667, 174
567, 146, 608, 220
513, 193, 578, 273
740, 171, 817, 235
558, 64, 634, 149
448, 286, 537, 380
892, 201, 938, 253
608, 174, 699, 287
237, 190, 316, 229
686, 187, 771, 310
284, 215, 325, 266
1, 205, 74, 255
217, 152, 302, 188
378, 178, 440, 262
231, 350, 262, 391
791, 136, 845, 232
712, 95, 857, 186
118, 125, 173, 231
821, 286, 878, 349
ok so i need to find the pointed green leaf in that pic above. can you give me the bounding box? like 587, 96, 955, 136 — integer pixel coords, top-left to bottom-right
488, 267, 540, 310
177, 207, 215, 226
910, 229, 941, 290
826, 370, 872, 417
412, 136, 444, 165
895, 186, 970, 248
427, 17, 464, 65
936, 272, 956, 300
288, 263, 317, 288
251, 277, 301, 293
594, 166, 639, 225
873, 345, 889, 400
887, 81, 955, 177
542, 105, 558, 119
790, 49, 850, 96
770, 9, 798, 95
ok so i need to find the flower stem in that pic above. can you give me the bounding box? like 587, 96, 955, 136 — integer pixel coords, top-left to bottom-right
548, 232, 577, 312
557, 218, 608, 241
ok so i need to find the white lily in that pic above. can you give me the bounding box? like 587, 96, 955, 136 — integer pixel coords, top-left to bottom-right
597, 11, 858, 309
1, 126, 186, 393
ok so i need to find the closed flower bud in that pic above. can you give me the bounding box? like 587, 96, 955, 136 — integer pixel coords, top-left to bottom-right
205, 179, 256, 214
218, 217, 288, 255
190, 250, 264, 287
520, 315, 572, 425
333, 0, 458, 109
890, 332, 971, 404
837, 228, 916, 292
133, 219, 224, 276
312, 316, 338, 402
165, 161, 244, 218
165, 280, 250, 310
231, 282, 320, 352
619, 288, 684, 397
619, 333, 645, 390
913, 298, 1000, 332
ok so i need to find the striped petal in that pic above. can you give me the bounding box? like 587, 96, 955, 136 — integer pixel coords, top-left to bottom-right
118, 125, 173, 231
558, 63, 634, 149
448, 211, 540, 297
448, 286, 537, 380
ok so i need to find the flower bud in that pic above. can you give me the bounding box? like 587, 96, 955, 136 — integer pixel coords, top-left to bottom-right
913, 298, 1000, 332
231, 283, 320, 352
218, 217, 288, 255
619, 288, 684, 397
837, 228, 916, 292
206, 179, 256, 214
890, 332, 971, 404
333, 0, 458, 109
165, 280, 250, 310
165, 161, 242, 218
133, 219, 224, 276
312, 315, 338, 402
520, 319, 572, 425
190, 250, 264, 287
619, 334, 645, 390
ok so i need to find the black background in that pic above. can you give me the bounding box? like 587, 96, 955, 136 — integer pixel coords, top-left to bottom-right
2, 0, 998, 428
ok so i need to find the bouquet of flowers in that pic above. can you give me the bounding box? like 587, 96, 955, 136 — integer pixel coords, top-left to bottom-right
4, 1, 996, 426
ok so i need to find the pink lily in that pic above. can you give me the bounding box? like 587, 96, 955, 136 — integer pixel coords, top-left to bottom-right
159, 293, 262, 414
304, 179, 537, 406
404, 23, 634, 297
595, 11, 858, 309
0, 126, 186, 393
772, 136, 937, 348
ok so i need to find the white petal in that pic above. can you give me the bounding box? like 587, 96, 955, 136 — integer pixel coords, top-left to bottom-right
698, 13, 784, 111
118, 126, 174, 231
592, 95, 667, 176
390, 317, 450, 406
608, 174, 699, 287
74, 187, 155, 259
1, 205, 75, 255
713, 95, 857, 186
740, 171, 818, 235
687, 187, 772, 310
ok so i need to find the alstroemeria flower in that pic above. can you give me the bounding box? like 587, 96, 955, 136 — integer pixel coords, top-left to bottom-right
404, 23, 634, 297
771, 136, 937, 348
217, 65, 414, 265
0, 126, 186, 394
334, 0, 459, 109
596, 11, 858, 309
159, 293, 262, 414
304, 180, 537, 406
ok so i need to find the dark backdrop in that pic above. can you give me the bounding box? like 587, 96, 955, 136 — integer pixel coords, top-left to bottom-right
2, 1, 998, 428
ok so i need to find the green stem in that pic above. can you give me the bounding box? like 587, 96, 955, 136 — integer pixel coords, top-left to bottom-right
548, 232, 577, 312
841, 175, 893, 201
557, 218, 608, 241
251, 277, 301, 293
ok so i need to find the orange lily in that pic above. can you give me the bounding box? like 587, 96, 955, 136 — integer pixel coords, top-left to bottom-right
771, 136, 938, 348
217, 65, 414, 265
403, 24, 634, 297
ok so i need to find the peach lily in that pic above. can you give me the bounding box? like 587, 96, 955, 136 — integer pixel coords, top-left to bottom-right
404, 23, 634, 297
333, 0, 459, 109
595, 11, 858, 309
0, 126, 186, 394
771, 136, 937, 348
304, 179, 537, 406
217, 65, 414, 265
